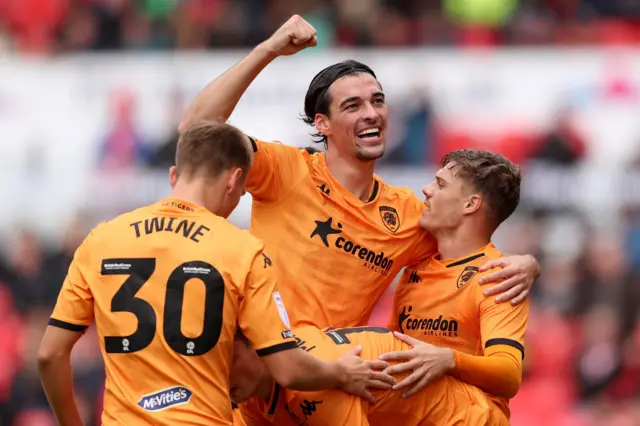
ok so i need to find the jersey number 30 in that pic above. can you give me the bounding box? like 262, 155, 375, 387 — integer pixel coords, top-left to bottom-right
101, 258, 223, 356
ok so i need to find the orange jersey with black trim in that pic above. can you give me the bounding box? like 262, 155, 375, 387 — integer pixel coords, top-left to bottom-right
389, 243, 529, 417
239, 326, 508, 426
246, 138, 436, 328
49, 198, 296, 426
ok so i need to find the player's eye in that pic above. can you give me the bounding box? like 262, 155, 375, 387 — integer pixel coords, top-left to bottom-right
345, 104, 357, 110
373, 98, 385, 104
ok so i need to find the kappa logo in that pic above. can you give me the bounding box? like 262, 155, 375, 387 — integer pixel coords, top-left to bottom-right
408, 270, 422, 283
138, 386, 192, 412
457, 266, 479, 289
317, 183, 331, 196
379, 206, 400, 233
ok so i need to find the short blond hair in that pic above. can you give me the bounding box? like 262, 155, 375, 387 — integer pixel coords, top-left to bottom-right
176, 121, 251, 179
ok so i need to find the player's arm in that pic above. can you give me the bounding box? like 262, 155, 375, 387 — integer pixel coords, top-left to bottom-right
179, 15, 316, 131
38, 327, 85, 426
380, 273, 528, 399
37, 235, 95, 426
382, 280, 529, 398
238, 250, 395, 402
447, 285, 529, 398
478, 254, 540, 305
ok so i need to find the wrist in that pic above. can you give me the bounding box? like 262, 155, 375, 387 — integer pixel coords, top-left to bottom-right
333, 360, 348, 388
443, 348, 456, 371
255, 41, 279, 61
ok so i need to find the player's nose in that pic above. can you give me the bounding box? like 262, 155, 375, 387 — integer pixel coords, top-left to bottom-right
361, 101, 378, 121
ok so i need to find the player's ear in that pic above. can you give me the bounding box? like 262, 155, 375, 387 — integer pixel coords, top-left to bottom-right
463, 194, 482, 215
169, 166, 178, 188
226, 167, 244, 194
315, 113, 330, 137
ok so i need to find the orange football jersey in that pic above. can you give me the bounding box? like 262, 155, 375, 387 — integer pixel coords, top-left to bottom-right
389, 243, 529, 418
246, 138, 436, 328
49, 198, 296, 425
239, 326, 507, 426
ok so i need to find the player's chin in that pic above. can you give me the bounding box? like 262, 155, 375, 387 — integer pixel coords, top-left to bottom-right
418, 215, 431, 230
355, 142, 385, 161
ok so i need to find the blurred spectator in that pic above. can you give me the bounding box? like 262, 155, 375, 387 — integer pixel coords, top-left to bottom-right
98, 89, 152, 170
529, 108, 586, 165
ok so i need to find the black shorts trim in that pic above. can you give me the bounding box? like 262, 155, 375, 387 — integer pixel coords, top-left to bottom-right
48, 318, 88, 332
485, 338, 525, 359
256, 341, 298, 357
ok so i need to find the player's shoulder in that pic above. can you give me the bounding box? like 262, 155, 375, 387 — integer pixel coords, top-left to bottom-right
376, 178, 423, 212
471, 243, 504, 281
215, 218, 265, 253
86, 204, 153, 242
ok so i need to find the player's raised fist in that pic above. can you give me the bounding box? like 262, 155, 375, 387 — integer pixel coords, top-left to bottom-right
261, 14, 318, 57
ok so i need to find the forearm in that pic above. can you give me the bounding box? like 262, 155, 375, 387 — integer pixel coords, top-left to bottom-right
282, 350, 347, 391
38, 355, 84, 426
264, 349, 346, 391
449, 347, 522, 398
180, 44, 277, 131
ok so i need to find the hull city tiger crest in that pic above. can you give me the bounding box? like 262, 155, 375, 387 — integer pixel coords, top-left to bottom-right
379, 206, 400, 233
457, 266, 479, 289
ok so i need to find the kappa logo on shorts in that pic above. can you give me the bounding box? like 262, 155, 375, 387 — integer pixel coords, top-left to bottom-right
138, 386, 192, 411
457, 266, 479, 289
379, 206, 400, 233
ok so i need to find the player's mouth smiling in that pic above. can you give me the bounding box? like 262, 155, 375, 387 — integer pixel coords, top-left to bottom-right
356, 126, 382, 143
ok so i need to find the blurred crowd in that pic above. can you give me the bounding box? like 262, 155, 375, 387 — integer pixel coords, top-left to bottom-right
1, 0, 640, 53
1, 112, 639, 426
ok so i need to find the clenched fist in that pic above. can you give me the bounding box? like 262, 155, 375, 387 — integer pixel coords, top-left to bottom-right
261, 15, 318, 57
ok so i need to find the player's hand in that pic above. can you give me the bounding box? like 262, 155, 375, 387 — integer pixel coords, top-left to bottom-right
378, 332, 454, 398
261, 15, 318, 57
337, 345, 397, 404
479, 254, 540, 305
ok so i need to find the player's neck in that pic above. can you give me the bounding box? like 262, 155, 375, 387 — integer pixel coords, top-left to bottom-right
435, 223, 491, 261
170, 181, 223, 216
258, 377, 275, 401
325, 150, 376, 202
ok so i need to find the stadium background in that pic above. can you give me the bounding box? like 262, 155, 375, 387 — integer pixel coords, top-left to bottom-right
1, 0, 640, 424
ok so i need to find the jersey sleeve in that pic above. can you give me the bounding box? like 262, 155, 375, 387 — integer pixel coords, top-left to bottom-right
246, 137, 308, 203
476, 277, 530, 360
49, 233, 94, 331
238, 249, 297, 356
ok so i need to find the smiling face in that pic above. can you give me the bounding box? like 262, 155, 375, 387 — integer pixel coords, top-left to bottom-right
314, 73, 388, 162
